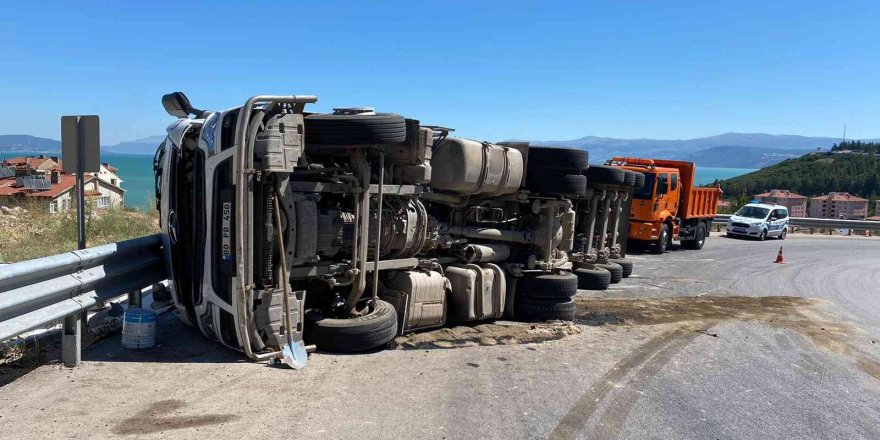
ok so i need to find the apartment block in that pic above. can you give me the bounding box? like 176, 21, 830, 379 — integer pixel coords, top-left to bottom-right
755, 189, 808, 217
808, 192, 869, 219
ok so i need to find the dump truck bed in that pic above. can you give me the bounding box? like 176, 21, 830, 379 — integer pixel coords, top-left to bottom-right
609, 157, 721, 220
684, 186, 720, 219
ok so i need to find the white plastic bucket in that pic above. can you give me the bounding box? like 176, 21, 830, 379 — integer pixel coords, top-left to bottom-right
121, 308, 157, 349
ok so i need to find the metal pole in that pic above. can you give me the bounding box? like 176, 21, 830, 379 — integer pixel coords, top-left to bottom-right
370, 152, 385, 305
76, 117, 86, 250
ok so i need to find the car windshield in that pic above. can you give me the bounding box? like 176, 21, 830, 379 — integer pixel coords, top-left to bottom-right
633, 172, 656, 199
735, 206, 770, 219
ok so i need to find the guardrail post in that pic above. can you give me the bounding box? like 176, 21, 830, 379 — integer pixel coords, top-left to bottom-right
61, 314, 81, 367
128, 290, 142, 308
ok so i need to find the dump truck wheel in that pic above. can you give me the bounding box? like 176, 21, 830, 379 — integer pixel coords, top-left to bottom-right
683, 223, 707, 250
526, 171, 587, 196
305, 113, 407, 146
586, 165, 627, 186
652, 224, 670, 254
518, 272, 579, 298
305, 300, 398, 352
574, 266, 611, 290
514, 296, 576, 321
612, 258, 634, 277
595, 262, 623, 284
526, 147, 590, 172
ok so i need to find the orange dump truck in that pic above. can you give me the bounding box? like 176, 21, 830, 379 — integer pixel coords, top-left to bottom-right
607, 157, 721, 253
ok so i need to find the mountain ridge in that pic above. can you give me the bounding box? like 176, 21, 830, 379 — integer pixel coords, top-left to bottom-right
3, 132, 880, 166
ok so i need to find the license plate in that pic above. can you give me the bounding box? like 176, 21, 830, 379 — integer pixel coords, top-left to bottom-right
731, 227, 746, 233
221, 202, 232, 261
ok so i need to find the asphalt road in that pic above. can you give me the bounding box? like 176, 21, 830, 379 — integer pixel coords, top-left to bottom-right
2, 233, 879, 439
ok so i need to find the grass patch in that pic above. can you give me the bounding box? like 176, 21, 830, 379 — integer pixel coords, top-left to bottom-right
0, 201, 159, 263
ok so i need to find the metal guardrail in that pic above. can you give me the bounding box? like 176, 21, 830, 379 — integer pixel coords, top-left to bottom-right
0, 234, 165, 366
713, 214, 880, 231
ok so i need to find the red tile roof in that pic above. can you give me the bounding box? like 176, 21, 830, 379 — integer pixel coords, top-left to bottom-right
2, 156, 58, 170
810, 192, 869, 202
0, 174, 95, 199
755, 189, 807, 199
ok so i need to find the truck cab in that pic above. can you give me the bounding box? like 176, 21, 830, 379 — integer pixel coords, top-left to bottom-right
608, 157, 721, 253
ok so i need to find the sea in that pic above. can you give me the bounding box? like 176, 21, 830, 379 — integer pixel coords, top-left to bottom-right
5, 152, 756, 210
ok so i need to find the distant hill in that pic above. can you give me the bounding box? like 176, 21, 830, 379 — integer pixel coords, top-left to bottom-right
715, 152, 880, 200
530, 132, 877, 164
102, 135, 166, 155
0, 135, 62, 153
0, 134, 165, 156
682, 146, 812, 168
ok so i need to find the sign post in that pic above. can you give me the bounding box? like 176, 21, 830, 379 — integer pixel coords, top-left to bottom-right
60, 115, 99, 367
61, 115, 100, 250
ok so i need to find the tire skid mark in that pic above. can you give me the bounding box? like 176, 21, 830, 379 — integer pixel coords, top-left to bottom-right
550, 326, 700, 440
587, 329, 704, 440
552, 296, 880, 439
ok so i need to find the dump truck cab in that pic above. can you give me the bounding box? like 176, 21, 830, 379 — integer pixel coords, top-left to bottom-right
608, 157, 720, 253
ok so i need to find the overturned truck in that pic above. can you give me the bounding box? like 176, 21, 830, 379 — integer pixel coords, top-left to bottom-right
153, 93, 642, 359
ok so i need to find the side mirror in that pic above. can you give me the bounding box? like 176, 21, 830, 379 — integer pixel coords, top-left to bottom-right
162, 92, 195, 118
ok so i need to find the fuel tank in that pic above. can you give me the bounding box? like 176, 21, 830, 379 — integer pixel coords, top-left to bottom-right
429, 137, 524, 196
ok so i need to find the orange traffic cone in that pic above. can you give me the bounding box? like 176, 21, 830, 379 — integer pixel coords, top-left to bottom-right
774, 246, 785, 264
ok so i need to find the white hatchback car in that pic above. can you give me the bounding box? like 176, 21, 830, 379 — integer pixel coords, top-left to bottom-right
727, 202, 789, 240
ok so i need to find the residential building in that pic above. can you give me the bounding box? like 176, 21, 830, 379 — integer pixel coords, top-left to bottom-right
808, 192, 869, 219
0, 156, 125, 213
2, 155, 60, 175
754, 189, 808, 217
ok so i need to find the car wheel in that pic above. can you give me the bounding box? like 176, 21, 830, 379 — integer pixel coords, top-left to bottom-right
574, 266, 611, 290
780, 228, 787, 240
595, 262, 623, 284
526, 171, 587, 196
305, 113, 407, 146
514, 296, 576, 322
305, 300, 398, 352
622, 170, 636, 187
632, 171, 646, 189
526, 147, 590, 172
586, 165, 627, 186
612, 258, 634, 278
518, 272, 579, 298
759, 229, 767, 241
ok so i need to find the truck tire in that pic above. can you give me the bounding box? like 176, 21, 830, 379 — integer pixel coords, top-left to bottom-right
305, 300, 398, 352
514, 296, 576, 322
518, 272, 579, 298
652, 224, 670, 254
595, 262, 623, 284
682, 223, 707, 250
574, 266, 611, 290
305, 113, 407, 146
632, 172, 645, 189
526, 171, 587, 196
586, 165, 627, 186
623, 170, 636, 187
612, 258, 634, 278
526, 147, 590, 172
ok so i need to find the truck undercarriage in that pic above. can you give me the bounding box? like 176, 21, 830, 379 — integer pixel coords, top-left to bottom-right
155, 93, 642, 362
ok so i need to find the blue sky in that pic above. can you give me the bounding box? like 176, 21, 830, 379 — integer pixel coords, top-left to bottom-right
1, 0, 878, 144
